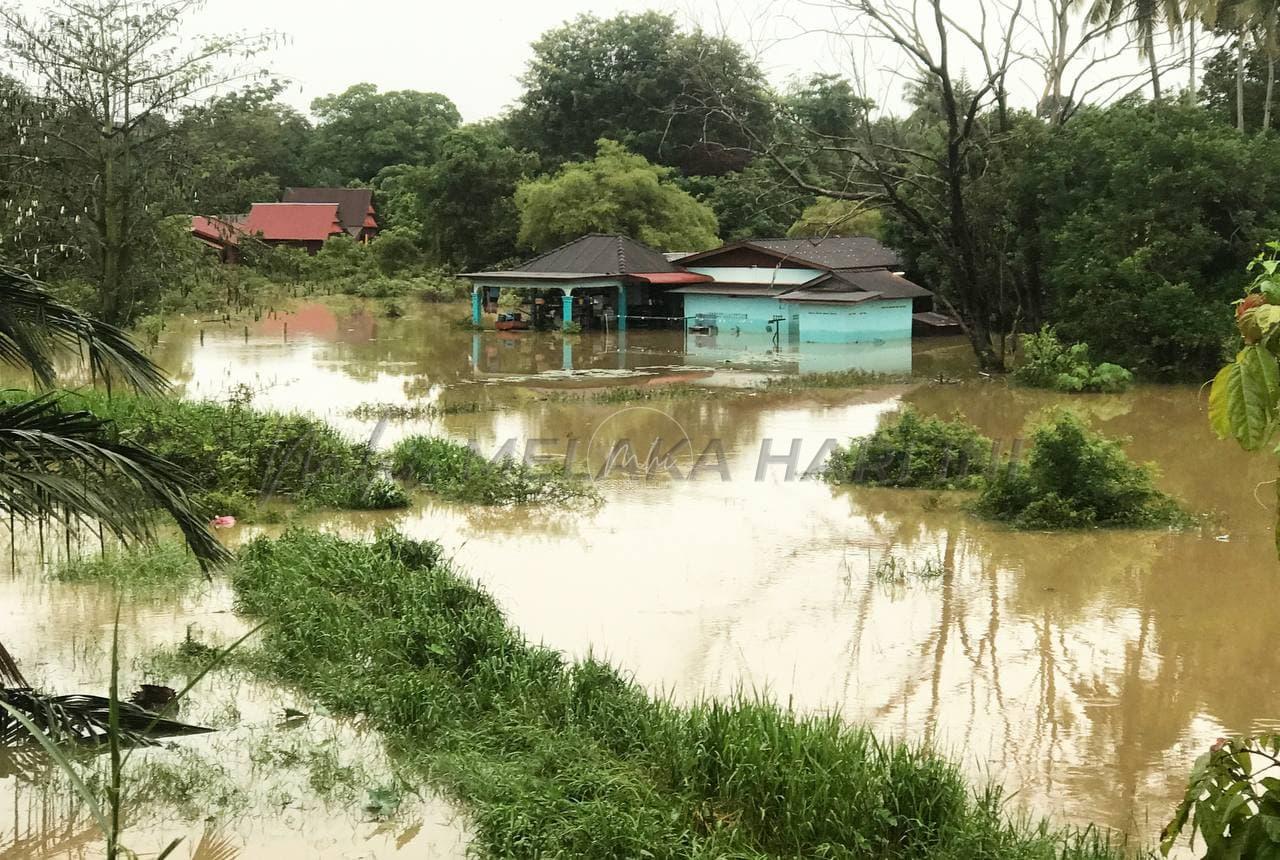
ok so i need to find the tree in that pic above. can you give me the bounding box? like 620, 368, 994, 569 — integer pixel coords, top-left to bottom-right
385, 123, 539, 270
509, 12, 769, 175
686, 163, 812, 242
307, 84, 460, 184
1087, 0, 1185, 100
177, 81, 313, 214
787, 199, 885, 239
0, 0, 271, 325
514, 139, 719, 253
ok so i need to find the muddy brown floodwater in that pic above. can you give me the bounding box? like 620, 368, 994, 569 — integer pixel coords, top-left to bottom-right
4, 298, 1278, 857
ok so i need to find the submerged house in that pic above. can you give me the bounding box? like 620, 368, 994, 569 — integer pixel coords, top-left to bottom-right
238, 203, 345, 254
465, 234, 937, 343
281, 187, 380, 242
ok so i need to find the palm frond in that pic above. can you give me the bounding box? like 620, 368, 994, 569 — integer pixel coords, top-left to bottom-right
0, 395, 230, 566
0, 689, 212, 746
0, 640, 29, 688
0, 266, 167, 394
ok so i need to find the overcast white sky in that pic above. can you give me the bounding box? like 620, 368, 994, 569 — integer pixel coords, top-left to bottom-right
12, 0, 1203, 123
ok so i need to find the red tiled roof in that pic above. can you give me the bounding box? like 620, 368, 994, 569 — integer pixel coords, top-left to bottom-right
242, 203, 344, 242
191, 215, 241, 246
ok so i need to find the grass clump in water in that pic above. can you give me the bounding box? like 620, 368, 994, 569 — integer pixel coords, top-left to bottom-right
389, 436, 596, 506
826, 408, 992, 490
230, 528, 1134, 859
764, 368, 906, 390
53, 541, 201, 589
975, 411, 1185, 529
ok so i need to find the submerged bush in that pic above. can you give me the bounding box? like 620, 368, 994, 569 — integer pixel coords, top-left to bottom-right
389, 436, 596, 506
975, 411, 1185, 529
825, 408, 992, 490
54, 390, 409, 512
232, 528, 1132, 859
1013, 327, 1134, 393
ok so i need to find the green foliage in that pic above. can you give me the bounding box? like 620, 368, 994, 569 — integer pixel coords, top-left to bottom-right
306, 84, 461, 184
370, 230, 422, 275
52, 541, 201, 589
825, 409, 992, 490
231, 528, 1133, 860
975, 411, 1185, 530
515, 140, 720, 252
382, 124, 540, 270
687, 163, 812, 243
55, 389, 408, 512
1208, 246, 1280, 453
1161, 735, 1280, 859
787, 199, 885, 240
389, 436, 596, 506
508, 11, 768, 175
1012, 327, 1134, 393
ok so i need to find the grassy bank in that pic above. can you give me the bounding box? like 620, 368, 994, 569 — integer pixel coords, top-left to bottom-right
33, 389, 409, 515
389, 436, 597, 506
229, 528, 1134, 859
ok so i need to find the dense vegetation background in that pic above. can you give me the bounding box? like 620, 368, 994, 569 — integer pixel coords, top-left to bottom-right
2, 3, 1278, 378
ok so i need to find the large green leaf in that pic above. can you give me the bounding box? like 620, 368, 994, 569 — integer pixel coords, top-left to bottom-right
1210, 347, 1280, 450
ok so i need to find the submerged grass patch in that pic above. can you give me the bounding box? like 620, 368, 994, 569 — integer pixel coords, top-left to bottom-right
389, 436, 597, 506
764, 368, 908, 390
231, 528, 1135, 859
46, 388, 409, 513
52, 541, 201, 589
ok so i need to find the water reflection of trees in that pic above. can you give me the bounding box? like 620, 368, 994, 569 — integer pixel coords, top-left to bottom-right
825, 474, 1277, 834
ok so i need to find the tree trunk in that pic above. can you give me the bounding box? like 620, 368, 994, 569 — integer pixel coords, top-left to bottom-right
1148, 32, 1162, 102
1240, 25, 1249, 132
1188, 18, 1197, 107
1266, 51, 1276, 132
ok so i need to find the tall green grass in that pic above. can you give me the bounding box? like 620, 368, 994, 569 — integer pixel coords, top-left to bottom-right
389, 436, 597, 506
38, 389, 409, 512
52, 541, 201, 589
232, 528, 1137, 859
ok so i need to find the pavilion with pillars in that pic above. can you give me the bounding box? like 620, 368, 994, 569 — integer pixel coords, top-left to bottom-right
463, 234, 712, 331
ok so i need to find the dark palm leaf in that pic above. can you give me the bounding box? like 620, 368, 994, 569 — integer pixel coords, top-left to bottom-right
0, 394, 230, 566
0, 266, 168, 393
0, 688, 212, 746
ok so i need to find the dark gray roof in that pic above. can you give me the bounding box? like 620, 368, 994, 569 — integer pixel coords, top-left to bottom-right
780, 289, 884, 304
750, 237, 904, 270
516, 234, 682, 275
828, 268, 932, 299
679, 236, 905, 270
282, 187, 375, 236
460, 271, 624, 282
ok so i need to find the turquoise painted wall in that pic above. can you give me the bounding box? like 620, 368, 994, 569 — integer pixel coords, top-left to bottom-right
684, 294, 912, 343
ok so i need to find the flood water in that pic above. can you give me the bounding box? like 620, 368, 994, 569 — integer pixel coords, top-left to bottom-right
5, 298, 1278, 857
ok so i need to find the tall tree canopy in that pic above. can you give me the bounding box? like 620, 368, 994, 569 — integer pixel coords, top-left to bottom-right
515, 139, 719, 253
307, 84, 461, 184
508, 12, 770, 176
0, 0, 271, 324
178, 82, 313, 215
377, 124, 539, 270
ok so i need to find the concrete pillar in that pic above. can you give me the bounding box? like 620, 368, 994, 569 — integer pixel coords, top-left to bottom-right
617, 284, 628, 331
561, 290, 574, 331
617, 330, 627, 369
471, 287, 482, 325
471, 333, 481, 372
562, 338, 573, 371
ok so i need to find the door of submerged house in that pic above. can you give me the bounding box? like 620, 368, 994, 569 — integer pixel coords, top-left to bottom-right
788, 313, 800, 346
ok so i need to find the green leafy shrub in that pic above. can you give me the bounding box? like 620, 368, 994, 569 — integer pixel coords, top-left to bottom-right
347, 476, 411, 510
230, 528, 1133, 859
825, 409, 991, 490
975, 411, 1185, 529
1013, 326, 1134, 393
389, 436, 596, 505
